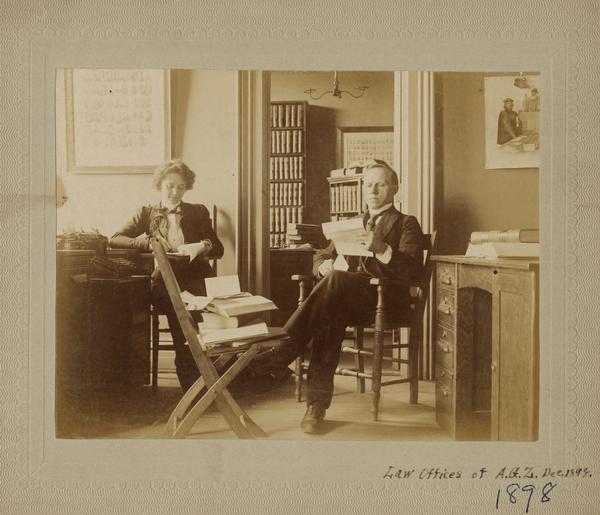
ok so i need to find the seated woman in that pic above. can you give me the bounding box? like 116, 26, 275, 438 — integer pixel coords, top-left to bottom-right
110, 160, 223, 392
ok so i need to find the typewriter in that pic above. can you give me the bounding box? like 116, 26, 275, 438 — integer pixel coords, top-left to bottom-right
57, 229, 108, 256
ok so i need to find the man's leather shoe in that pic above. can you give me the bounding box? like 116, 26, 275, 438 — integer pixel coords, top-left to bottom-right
300, 403, 326, 434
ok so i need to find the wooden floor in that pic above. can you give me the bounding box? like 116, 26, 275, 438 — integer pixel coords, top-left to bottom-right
58, 361, 449, 441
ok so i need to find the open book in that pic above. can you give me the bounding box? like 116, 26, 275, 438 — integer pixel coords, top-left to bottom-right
321, 218, 371, 257
181, 274, 278, 318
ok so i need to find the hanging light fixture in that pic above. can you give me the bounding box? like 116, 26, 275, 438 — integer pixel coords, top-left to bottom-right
304, 71, 368, 100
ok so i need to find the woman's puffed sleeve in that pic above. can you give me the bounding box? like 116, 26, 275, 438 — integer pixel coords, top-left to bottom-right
198, 204, 224, 259
109, 206, 151, 251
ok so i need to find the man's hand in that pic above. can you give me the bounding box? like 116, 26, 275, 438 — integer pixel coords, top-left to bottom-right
317, 258, 334, 277
362, 231, 387, 254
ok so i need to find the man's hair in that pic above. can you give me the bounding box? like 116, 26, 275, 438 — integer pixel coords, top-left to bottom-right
153, 160, 196, 191
363, 159, 399, 187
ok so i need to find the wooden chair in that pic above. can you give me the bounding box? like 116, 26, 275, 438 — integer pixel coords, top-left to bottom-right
149, 236, 287, 438
292, 231, 436, 420
151, 205, 219, 392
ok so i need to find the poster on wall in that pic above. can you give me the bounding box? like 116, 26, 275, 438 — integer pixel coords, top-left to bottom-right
65, 69, 171, 173
484, 74, 540, 169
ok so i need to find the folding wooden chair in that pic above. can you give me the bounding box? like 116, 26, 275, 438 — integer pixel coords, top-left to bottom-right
150, 236, 287, 438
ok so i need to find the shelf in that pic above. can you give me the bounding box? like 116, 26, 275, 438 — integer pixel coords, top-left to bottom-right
270, 178, 306, 183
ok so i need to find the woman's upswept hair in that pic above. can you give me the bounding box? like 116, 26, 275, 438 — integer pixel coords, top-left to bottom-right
153, 160, 196, 191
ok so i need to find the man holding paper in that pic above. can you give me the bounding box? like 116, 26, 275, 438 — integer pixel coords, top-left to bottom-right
254, 159, 424, 433
110, 160, 223, 391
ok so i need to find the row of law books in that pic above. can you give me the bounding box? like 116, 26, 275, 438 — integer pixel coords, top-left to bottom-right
269, 182, 304, 206
271, 130, 304, 155
183, 275, 278, 348
270, 156, 305, 180
270, 206, 304, 234
270, 103, 304, 128
270, 233, 288, 248
465, 229, 540, 258
330, 183, 362, 214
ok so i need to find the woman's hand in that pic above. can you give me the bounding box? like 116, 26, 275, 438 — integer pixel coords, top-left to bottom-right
177, 240, 213, 262
149, 233, 173, 252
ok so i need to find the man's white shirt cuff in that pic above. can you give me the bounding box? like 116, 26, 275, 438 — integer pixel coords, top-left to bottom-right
375, 244, 393, 264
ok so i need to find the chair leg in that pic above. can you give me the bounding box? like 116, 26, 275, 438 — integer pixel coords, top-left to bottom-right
294, 353, 304, 402
408, 324, 421, 405
371, 285, 385, 421
354, 327, 365, 393
151, 312, 160, 393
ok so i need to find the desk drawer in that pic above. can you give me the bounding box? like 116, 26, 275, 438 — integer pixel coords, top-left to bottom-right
436, 263, 456, 290
435, 339, 454, 371
436, 292, 455, 328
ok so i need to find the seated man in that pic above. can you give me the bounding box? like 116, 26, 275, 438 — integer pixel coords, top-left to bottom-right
256, 159, 425, 433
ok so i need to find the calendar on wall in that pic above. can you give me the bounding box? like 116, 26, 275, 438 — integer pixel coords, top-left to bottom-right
336, 126, 394, 168
65, 69, 171, 173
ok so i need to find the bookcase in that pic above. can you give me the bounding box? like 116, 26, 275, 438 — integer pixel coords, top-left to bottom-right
327, 174, 365, 221
269, 101, 308, 248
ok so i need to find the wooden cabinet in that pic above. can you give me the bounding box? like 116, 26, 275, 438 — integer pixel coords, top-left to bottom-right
432, 256, 539, 441
269, 248, 314, 327
491, 270, 539, 440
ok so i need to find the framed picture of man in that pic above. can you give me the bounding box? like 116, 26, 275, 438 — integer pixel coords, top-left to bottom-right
484, 74, 540, 169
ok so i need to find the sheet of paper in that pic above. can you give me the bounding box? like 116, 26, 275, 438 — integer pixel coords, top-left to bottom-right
177, 242, 206, 262
204, 274, 241, 298
322, 218, 372, 256
333, 254, 349, 271
180, 290, 211, 310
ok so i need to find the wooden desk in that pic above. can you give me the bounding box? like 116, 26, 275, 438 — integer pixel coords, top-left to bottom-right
432, 256, 539, 441
56, 250, 151, 393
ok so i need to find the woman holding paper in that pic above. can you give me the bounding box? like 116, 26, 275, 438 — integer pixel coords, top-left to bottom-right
110, 160, 223, 391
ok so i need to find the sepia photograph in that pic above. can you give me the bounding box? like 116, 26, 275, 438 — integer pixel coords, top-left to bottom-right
55, 69, 539, 442
3, 1, 599, 513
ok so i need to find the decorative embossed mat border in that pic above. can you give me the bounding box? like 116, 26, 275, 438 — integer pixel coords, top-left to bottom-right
1, 1, 598, 513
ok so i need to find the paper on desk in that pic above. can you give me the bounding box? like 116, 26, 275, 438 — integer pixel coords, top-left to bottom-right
180, 290, 211, 310
176, 242, 207, 262
322, 218, 372, 257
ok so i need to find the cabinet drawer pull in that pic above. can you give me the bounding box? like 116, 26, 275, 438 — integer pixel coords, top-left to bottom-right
437, 298, 453, 316
441, 275, 453, 285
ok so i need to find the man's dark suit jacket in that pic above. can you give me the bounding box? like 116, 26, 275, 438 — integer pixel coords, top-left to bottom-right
314, 206, 424, 284
110, 201, 224, 293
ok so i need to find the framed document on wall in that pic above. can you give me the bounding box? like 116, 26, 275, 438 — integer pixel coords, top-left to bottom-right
336, 126, 393, 168
65, 69, 171, 173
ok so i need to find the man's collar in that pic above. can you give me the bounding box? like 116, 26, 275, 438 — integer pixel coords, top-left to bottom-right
368, 202, 394, 216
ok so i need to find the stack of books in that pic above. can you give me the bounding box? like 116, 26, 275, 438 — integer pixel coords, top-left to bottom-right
286, 223, 326, 248
182, 275, 279, 348
465, 229, 540, 258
